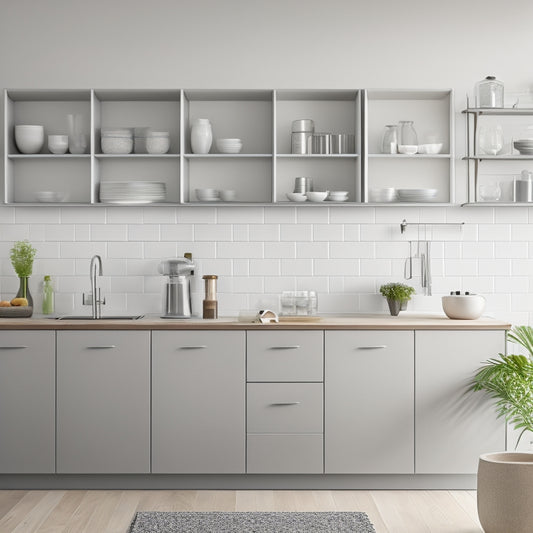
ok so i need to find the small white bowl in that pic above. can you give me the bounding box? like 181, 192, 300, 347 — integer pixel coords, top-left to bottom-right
398, 144, 418, 155
48, 134, 69, 154
195, 188, 219, 201
306, 191, 329, 202
15, 125, 44, 154
286, 192, 307, 202
219, 190, 237, 201
418, 143, 443, 154
442, 294, 485, 320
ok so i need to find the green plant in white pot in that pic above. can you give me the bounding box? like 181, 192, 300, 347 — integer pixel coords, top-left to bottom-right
471, 325, 533, 533
379, 282, 415, 316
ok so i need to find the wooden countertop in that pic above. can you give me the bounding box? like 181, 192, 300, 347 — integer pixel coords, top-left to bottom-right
0, 314, 512, 330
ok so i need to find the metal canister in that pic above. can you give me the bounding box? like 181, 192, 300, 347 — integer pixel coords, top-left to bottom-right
291, 119, 314, 154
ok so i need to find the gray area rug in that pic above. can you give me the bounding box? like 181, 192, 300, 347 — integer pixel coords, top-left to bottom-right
129, 511, 376, 532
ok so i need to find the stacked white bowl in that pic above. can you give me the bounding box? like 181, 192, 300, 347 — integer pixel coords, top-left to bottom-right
369, 188, 396, 202
195, 188, 220, 202
15, 125, 44, 154
327, 190, 349, 202
216, 138, 243, 154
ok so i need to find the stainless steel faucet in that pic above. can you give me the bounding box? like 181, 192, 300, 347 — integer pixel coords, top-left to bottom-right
89, 255, 103, 319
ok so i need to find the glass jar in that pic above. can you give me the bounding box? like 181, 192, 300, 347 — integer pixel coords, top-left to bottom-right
478, 125, 503, 155
381, 124, 398, 154
42, 275, 54, 315
398, 121, 418, 146
475, 76, 504, 108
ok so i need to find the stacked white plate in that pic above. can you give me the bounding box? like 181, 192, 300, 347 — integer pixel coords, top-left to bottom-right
100, 181, 166, 204
216, 138, 243, 154
397, 188, 438, 202
514, 139, 533, 155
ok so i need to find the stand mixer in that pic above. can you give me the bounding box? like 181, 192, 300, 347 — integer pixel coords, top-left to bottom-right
158, 257, 195, 318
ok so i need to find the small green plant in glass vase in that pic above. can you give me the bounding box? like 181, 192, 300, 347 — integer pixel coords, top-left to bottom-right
379, 282, 415, 316
10, 240, 37, 307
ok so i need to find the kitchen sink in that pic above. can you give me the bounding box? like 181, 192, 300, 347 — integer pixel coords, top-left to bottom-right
55, 315, 144, 320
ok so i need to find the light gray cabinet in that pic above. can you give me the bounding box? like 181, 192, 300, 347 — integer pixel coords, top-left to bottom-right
415, 330, 506, 474
152, 330, 245, 473
325, 330, 415, 474
56, 330, 150, 474
0, 331, 55, 473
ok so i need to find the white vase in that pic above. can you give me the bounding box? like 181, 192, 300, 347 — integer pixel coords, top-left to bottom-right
190, 118, 212, 154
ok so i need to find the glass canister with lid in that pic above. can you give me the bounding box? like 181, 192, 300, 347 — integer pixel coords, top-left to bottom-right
475, 76, 504, 108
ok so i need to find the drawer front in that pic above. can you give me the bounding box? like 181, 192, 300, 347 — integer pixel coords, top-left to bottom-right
247, 330, 323, 382
247, 434, 323, 474
247, 383, 323, 433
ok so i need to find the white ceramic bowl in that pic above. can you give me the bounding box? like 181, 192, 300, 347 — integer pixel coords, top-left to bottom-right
442, 294, 486, 320
369, 188, 396, 202
35, 191, 68, 202
195, 188, 219, 201
48, 134, 68, 154
286, 192, 307, 202
219, 189, 237, 201
15, 125, 44, 154
398, 144, 418, 155
418, 143, 443, 154
216, 138, 243, 154
306, 191, 329, 202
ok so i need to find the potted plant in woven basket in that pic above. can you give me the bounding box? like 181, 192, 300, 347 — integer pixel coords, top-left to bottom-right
471, 325, 533, 533
379, 282, 415, 316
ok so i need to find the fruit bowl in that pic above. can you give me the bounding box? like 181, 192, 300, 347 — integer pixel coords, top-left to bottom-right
0, 306, 33, 318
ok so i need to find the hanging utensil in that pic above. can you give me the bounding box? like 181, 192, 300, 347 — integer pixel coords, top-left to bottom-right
404, 241, 413, 280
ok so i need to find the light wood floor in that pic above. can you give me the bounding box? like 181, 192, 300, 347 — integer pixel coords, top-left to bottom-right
0, 490, 483, 533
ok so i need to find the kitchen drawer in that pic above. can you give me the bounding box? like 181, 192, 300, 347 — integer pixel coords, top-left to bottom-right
247, 330, 323, 382
247, 434, 323, 474
247, 383, 323, 433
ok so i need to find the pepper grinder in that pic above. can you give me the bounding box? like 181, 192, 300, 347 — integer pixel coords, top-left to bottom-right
202, 275, 218, 319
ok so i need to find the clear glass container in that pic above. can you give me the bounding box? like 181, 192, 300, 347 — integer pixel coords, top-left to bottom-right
475, 76, 504, 108
42, 275, 54, 315
381, 124, 398, 153
398, 121, 418, 146
478, 125, 503, 155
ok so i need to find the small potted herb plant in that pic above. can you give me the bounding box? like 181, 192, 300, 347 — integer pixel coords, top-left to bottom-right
10, 240, 37, 308
379, 282, 415, 316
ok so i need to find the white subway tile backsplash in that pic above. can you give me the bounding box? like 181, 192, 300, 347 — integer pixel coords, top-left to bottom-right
160, 224, 194, 242
295, 276, 328, 292
495, 207, 529, 224
264, 276, 296, 293
281, 258, 313, 276
1, 224, 30, 241
461, 242, 494, 259
111, 276, 145, 293
445, 259, 478, 276
280, 224, 313, 242
495, 276, 528, 294
217, 242, 263, 259
249, 259, 281, 276
106, 208, 143, 224
60, 242, 106, 259
264, 207, 296, 224
249, 224, 280, 242
264, 242, 295, 259
143, 207, 177, 224
107, 242, 143, 259
343, 224, 360, 242
44, 224, 76, 242
232, 225, 249, 242
511, 259, 533, 276
478, 259, 511, 276
329, 207, 374, 224
330, 242, 374, 259
360, 259, 392, 276
297, 208, 329, 224
194, 224, 232, 241
375, 242, 409, 259
229, 276, 264, 294
0, 207, 15, 223
296, 242, 329, 259
217, 207, 263, 224
511, 224, 533, 241
360, 224, 397, 242
143, 242, 177, 259
61, 207, 106, 224
91, 224, 128, 241
15, 207, 60, 224
314, 258, 359, 276
231, 259, 249, 276
479, 224, 511, 241
494, 242, 528, 259
128, 224, 160, 241
314, 224, 343, 241
177, 207, 216, 224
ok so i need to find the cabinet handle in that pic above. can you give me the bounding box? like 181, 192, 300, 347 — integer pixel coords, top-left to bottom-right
0, 345, 28, 349
269, 402, 301, 406
357, 345, 387, 350
85, 345, 117, 349
269, 345, 301, 350
178, 345, 207, 350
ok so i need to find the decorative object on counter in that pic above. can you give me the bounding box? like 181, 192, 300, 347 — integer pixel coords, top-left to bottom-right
10, 240, 36, 311
514, 170, 533, 202
256, 309, 278, 324
379, 283, 415, 316
398, 120, 418, 148
478, 124, 503, 155
293, 176, 313, 194
14, 124, 44, 154
475, 75, 504, 108
99, 181, 166, 204
41, 275, 54, 315
381, 124, 398, 154
67, 113, 87, 154
202, 275, 218, 319
291, 119, 314, 154
470, 325, 533, 533
327, 190, 349, 202
146, 131, 170, 154
280, 290, 317, 316
158, 257, 195, 319
442, 292, 485, 319
479, 182, 502, 202
215, 138, 242, 154
101, 127, 133, 154
47, 134, 68, 154
306, 190, 329, 202
190, 118, 212, 154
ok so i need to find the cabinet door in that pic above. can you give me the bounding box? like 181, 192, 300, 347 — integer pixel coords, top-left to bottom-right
57, 330, 150, 474
152, 330, 245, 473
325, 330, 414, 474
415, 330, 506, 474
0, 331, 55, 473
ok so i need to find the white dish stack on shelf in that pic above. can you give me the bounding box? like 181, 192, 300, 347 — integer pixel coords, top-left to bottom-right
195, 188, 220, 202
369, 188, 396, 202
99, 181, 166, 204
215, 138, 242, 154
397, 188, 438, 202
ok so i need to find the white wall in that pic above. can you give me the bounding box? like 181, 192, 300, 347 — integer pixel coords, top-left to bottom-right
1, 0, 533, 323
